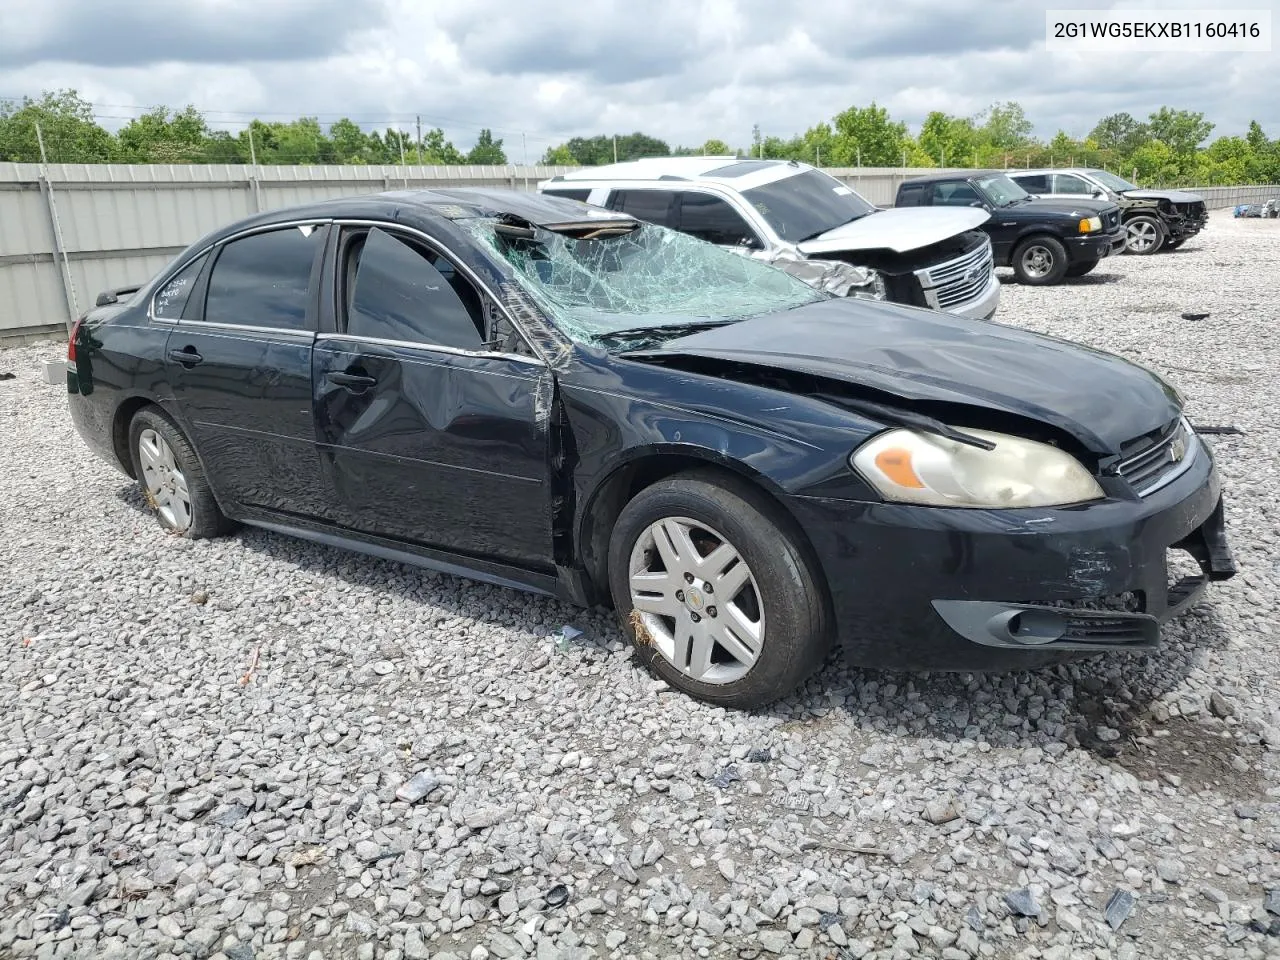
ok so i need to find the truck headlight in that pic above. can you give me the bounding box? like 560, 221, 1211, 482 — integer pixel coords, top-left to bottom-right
1079, 216, 1102, 234
851, 428, 1105, 508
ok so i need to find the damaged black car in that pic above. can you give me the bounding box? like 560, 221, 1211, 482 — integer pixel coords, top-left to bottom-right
66, 189, 1236, 708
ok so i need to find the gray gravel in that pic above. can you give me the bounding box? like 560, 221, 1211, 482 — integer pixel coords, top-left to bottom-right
2, 216, 1279, 960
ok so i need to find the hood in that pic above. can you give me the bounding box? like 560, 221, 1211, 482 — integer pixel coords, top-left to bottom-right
1012, 197, 1118, 218
797, 206, 989, 256
637, 299, 1180, 455
1121, 188, 1204, 203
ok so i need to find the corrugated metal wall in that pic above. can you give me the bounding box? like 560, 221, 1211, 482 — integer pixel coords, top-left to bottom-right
2, 162, 1276, 340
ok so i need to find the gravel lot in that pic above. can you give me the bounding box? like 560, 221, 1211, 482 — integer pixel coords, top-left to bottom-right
2, 216, 1278, 960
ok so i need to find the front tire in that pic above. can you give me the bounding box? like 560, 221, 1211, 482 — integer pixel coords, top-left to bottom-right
128, 408, 233, 539
1163, 237, 1187, 250
1124, 215, 1165, 254
1012, 236, 1069, 285
607, 471, 830, 709
1065, 259, 1099, 278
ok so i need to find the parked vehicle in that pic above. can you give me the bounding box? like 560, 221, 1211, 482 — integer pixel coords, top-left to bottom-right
539, 157, 1001, 320
1007, 168, 1209, 254
896, 172, 1127, 285
67, 189, 1235, 708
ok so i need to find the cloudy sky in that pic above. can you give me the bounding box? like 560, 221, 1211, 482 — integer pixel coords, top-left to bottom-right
1, 0, 1276, 154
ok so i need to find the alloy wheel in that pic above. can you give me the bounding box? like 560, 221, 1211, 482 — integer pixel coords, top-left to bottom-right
137, 428, 192, 532
1126, 220, 1159, 252
627, 516, 764, 684
1019, 244, 1055, 279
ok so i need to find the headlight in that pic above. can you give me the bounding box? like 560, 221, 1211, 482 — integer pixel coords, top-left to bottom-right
849, 267, 887, 301
1079, 216, 1102, 234
851, 428, 1105, 508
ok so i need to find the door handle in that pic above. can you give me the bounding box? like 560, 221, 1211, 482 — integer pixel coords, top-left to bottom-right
168, 347, 203, 366
326, 371, 378, 391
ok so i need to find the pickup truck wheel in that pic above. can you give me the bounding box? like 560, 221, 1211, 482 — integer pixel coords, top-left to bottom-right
1163, 237, 1187, 250
1124, 215, 1165, 254
608, 471, 831, 710
1012, 237, 1068, 285
1065, 259, 1099, 278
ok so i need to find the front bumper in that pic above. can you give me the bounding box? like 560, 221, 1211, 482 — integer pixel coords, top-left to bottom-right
1165, 212, 1208, 239
786, 434, 1235, 671
1066, 229, 1126, 262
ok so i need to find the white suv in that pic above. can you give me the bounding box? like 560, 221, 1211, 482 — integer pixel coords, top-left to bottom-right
538, 157, 1001, 320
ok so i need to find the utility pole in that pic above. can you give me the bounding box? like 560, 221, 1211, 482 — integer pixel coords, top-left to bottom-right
522, 133, 528, 191
247, 126, 257, 165
816, 144, 820, 167
613, 135, 618, 163
35, 120, 48, 164
416, 116, 422, 165
856, 146, 861, 167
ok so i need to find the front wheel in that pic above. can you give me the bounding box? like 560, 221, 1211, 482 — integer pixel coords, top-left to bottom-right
1163, 237, 1187, 250
1124, 215, 1165, 254
1012, 236, 1069, 285
128, 408, 234, 539
608, 471, 830, 709
1065, 259, 1099, 278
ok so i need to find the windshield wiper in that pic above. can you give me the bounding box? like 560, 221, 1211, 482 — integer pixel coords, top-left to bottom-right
813, 394, 996, 450
596, 319, 739, 345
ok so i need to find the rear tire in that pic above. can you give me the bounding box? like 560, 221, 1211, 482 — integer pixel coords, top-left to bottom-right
128, 408, 234, 539
1123, 215, 1165, 254
607, 470, 830, 709
1012, 236, 1069, 285
1065, 259, 1099, 278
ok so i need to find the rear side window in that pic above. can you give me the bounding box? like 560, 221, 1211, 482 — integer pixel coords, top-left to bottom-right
931, 182, 981, 206
609, 190, 677, 227
1054, 173, 1093, 194
153, 252, 208, 319
677, 193, 759, 247
1016, 174, 1051, 193
542, 188, 592, 202
204, 226, 321, 330
344, 227, 484, 350
897, 184, 927, 207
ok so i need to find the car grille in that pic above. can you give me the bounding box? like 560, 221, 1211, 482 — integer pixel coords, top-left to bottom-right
917, 239, 994, 310
1116, 418, 1197, 496
1103, 209, 1120, 232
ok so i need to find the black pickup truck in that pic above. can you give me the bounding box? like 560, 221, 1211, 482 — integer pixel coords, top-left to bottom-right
896, 171, 1127, 285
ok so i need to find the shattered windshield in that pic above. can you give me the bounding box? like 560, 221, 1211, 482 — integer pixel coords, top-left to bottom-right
742, 170, 877, 242
1089, 170, 1138, 192
975, 174, 1031, 206
463, 219, 824, 346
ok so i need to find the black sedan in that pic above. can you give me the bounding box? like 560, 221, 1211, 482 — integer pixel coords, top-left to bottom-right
66, 189, 1236, 708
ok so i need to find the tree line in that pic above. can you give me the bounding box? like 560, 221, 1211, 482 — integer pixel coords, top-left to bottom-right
2, 90, 1278, 186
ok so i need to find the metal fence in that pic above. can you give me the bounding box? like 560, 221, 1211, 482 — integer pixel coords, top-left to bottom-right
2, 162, 1277, 342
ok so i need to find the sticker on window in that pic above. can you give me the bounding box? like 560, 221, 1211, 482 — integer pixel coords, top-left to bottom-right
833, 186, 853, 196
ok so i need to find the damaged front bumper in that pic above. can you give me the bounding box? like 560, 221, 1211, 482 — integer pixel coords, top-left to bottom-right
786, 434, 1235, 671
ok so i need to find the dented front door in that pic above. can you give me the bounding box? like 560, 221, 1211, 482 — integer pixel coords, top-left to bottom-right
313, 339, 553, 568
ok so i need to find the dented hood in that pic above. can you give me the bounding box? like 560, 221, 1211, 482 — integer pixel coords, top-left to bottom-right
797, 206, 989, 256
640, 299, 1181, 455
1121, 188, 1204, 203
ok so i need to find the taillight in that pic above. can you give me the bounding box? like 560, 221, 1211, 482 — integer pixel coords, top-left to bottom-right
68, 317, 83, 363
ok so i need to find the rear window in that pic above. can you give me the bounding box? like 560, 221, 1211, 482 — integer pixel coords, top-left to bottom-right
204, 226, 322, 330
1014, 174, 1050, 193
542, 188, 592, 202
897, 184, 928, 207
609, 190, 678, 228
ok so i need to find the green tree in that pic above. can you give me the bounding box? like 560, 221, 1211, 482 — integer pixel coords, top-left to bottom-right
1089, 112, 1150, 157
701, 138, 731, 155
979, 101, 1034, 152
541, 144, 576, 164
117, 106, 208, 163
466, 129, 507, 164
420, 128, 464, 164
328, 118, 376, 163
1146, 107, 1214, 156
203, 130, 248, 164
0, 89, 116, 162
828, 102, 907, 165
1128, 139, 1179, 183
918, 111, 978, 167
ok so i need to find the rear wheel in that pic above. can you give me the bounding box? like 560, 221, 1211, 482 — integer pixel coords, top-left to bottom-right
1065, 259, 1099, 278
128, 408, 233, 539
1012, 236, 1069, 285
1124, 215, 1165, 254
608, 471, 830, 709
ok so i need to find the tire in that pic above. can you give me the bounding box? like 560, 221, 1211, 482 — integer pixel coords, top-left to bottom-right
1012, 236, 1069, 285
127, 407, 234, 539
1123, 215, 1165, 254
607, 470, 830, 709
1065, 259, 1099, 278
1163, 237, 1186, 250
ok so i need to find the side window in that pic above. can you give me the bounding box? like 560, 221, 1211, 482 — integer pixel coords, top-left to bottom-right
153, 252, 208, 319
610, 190, 677, 227
344, 227, 484, 350
932, 182, 982, 206
1054, 173, 1093, 194
204, 226, 321, 330
542, 188, 592, 202
678, 193, 759, 247
897, 185, 927, 207
1015, 174, 1051, 193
